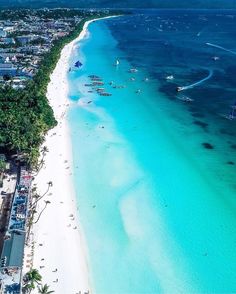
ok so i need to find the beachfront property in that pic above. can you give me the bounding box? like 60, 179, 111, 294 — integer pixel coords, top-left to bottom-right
0, 167, 32, 294
0, 9, 84, 88
0, 8, 114, 90
0, 8, 116, 293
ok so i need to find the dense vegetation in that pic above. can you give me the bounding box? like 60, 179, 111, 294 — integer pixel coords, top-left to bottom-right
1, 0, 236, 9
0, 79, 57, 167
0, 8, 111, 20
0, 10, 118, 168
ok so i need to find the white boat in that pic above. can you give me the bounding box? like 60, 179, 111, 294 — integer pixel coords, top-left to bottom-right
176, 86, 184, 92
220, 113, 236, 120
166, 75, 174, 80
227, 106, 236, 120
96, 88, 105, 92
115, 59, 120, 66
129, 68, 138, 73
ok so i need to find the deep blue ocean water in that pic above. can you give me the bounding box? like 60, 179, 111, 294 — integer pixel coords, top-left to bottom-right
68, 10, 236, 293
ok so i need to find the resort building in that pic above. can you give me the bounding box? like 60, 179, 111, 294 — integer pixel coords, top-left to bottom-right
0, 167, 32, 294
0, 63, 18, 77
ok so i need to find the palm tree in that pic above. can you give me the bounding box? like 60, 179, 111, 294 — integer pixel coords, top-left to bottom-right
48, 181, 53, 188
22, 282, 35, 293
27, 181, 53, 243
26, 207, 37, 244
34, 200, 51, 224
0, 158, 6, 174
38, 284, 55, 294
31, 181, 53, 207
0, 158, 6, 188
26, 268, 42, 284
41, 145, 49, 155
35, 145, 49, 175
24, 269, 42, 293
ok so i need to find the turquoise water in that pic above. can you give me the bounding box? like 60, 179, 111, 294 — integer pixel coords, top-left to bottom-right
68, 12, 236, 294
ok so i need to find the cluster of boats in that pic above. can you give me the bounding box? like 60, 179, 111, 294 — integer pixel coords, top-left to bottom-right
84, 64, 142, 98
84, 75, 112, 96
164, 74, 193, 101
165, 76, 184, 92
167, 78, 235, 120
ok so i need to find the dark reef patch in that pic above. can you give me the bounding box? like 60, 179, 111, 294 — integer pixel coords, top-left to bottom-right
202, 142, 214, 149
227, 161, 235, 165
158, 83, 179, 100
194, 120, 208, 129
231, 144, 236, 150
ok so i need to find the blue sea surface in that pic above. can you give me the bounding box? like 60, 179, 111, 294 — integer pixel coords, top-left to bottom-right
68, 10, 236, 293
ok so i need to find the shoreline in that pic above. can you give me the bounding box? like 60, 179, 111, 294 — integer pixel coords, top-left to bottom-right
30, 16, 119, 293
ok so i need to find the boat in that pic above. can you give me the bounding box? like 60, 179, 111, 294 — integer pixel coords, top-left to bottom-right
221, 113, 236, 120
176, 86, 184, 92
99, 92, 112, 96
115, 59, 120, 66
227, 106, 236, 120
113, 85, 126, 89
88, 75, 100, 79
228, 114, 235, 120
176, 95, 193, 102
166, 75, 174, 80
129, 68, 138, 73
92, 81, 104, 86
212, 56, 220, 61
96, 88, 105, 92
91, 78, 103, 81
75, 60, 83, 68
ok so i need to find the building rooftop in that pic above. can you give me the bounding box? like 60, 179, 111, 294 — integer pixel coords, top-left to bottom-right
1, 232, 25, 268
0, 168, 31, 293
0, 63, 16, 69
7, 169, 32, 233
0, 266, 21, 294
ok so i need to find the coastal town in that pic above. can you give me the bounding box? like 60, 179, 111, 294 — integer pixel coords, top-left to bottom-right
0, 1, 236, 294
0, 8, 113, 294
0, 9, 105, 89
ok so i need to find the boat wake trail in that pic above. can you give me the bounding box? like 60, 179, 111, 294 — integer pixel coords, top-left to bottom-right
180, 69, 213, 91
206, 42, 236, 55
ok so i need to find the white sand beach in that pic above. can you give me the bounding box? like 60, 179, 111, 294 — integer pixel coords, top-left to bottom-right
30, 16, 117, 293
